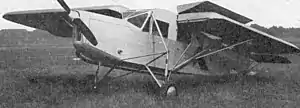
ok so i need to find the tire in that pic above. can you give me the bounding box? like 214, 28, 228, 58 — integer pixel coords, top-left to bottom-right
159, 82, 178, 97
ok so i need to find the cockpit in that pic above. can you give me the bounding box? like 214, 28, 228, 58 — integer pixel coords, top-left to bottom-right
123, 9, 176, 39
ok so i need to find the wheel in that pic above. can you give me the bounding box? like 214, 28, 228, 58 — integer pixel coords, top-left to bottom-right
159, 82, 178, 97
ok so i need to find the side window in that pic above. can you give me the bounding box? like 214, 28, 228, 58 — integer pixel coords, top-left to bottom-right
142, 18, 169, 38
156, 20, 169, 38
127, 13, 148, 28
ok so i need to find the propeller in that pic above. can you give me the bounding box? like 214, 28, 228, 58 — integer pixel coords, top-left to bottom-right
73, 19, 98, 46
57, 0, 98, 46
57, 0, 71, 13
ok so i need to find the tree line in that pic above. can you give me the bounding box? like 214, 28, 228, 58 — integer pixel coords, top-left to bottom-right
250, 24, 300, 38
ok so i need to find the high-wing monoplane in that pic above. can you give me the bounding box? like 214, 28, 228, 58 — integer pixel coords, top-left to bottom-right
3, 0, 300, 96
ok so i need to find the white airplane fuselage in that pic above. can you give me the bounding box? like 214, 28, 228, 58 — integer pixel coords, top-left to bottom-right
73, 10, 250, 76
72, 10, 201, 74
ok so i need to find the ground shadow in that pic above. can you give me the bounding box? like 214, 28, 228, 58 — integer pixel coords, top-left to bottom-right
26, 74, 158, 97
26, 73, 278, 97
179, 74, 276, 84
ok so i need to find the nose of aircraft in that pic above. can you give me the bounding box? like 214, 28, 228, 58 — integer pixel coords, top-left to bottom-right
57, 0, 98, 46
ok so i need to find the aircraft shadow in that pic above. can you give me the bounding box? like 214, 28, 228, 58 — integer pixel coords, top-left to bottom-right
172, 74, 278, 95
26, 73, 277, 97
26, 74, 160, 97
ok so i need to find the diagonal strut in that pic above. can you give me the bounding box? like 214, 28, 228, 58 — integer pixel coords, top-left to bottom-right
171, 39, 253, 73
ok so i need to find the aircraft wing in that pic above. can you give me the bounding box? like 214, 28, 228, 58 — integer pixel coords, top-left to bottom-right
2, 5, 129, 37
177, 1, 253, 24
177, 12, 300, 64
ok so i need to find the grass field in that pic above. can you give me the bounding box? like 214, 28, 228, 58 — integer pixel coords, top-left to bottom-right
1, 30, 300, 108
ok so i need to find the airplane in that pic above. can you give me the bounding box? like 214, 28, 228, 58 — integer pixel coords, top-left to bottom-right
3, 0, 300, 97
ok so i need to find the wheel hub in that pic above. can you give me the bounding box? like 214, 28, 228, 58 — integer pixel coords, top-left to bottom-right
166, 86, 176, 96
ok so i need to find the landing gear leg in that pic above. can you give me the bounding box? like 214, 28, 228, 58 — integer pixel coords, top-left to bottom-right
93, 62, 101, 89
93, 63, 116, 89
145, 65, 178, 97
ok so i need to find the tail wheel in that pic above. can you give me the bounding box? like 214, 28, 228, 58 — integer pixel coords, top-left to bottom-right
159, 82, 178, 97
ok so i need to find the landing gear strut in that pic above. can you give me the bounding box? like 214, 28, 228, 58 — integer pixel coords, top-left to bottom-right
93, 64, 100, 89
93, 62, 116, 89
143, 12, 178, 97
144, 64, 178, 97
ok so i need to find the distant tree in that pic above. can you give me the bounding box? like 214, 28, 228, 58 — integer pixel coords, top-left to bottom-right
250, 24, 300, 38
250, 24, 276, 36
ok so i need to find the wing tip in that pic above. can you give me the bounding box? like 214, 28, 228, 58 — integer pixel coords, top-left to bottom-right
2, 12, 19, 22
2, 13, 10, 20
2, 12, 22, 26
177, 0, 253, 24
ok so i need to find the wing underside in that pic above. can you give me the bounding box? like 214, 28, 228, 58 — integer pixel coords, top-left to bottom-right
2, 5, 129, 37
3, 10, 72, 37
177, 1, 253, 24
177, 12, 300, 64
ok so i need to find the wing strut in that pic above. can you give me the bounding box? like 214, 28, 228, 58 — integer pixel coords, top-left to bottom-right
151, 12, 170, 78
172, 42, 193, 69
170, 39, 253, 75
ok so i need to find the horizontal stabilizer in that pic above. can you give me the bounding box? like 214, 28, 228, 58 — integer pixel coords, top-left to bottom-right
201, 31, 221, 40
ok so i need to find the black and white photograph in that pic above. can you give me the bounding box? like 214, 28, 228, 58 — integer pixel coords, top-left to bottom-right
0, 0, 300, 107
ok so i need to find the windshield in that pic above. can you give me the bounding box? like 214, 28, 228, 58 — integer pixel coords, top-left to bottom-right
123, 9, 151, 18
142, 17, 169, 38
127, 13, 148, 28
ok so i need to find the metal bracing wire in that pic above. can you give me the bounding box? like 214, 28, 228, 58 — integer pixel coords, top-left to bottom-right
172, 42, 192, 70
171, 39, 253, 73
121, 51, 167, 61
167, 42, 194, 80
195, 39, 253, 60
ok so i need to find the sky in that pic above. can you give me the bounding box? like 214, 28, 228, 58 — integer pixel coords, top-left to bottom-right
0, 0, 300, 30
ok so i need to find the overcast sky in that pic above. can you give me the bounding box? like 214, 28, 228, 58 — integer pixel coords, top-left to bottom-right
0, 0, 300, 30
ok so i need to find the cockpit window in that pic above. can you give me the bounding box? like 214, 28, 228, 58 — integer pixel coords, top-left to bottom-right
142, 18, 169, 38
123, 9, 151, 18
87, 9, 122, 19
127, 13, 148, 28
